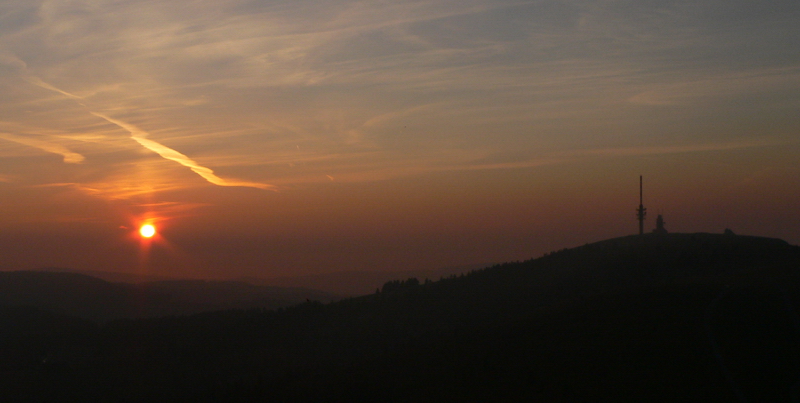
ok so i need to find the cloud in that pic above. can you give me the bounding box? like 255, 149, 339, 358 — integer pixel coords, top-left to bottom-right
345, 103, 442, 144
557, 138, 800, 159
0, 52, 27, 71
24, 76, 85, 101
627, 66, 800, 106
89, 112, 275, 190
0, 0, 798, 193
12, 65, 276, 191
0, 132, 85, 163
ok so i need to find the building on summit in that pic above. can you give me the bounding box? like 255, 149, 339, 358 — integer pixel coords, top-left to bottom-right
653, 214, 667, 234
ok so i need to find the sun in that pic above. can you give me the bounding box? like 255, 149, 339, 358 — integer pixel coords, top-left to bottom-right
139, 224, 156, 238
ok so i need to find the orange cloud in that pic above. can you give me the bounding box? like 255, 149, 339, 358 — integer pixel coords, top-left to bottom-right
90, 112, 275, 190
0, 133, 85, 163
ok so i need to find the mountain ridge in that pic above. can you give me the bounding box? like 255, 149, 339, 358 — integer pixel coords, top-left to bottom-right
0, 271, 338, 320
3, 232, 800, 401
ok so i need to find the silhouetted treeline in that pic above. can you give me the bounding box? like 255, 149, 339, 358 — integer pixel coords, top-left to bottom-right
379, 277, 420, 294
2, 233, 800, 401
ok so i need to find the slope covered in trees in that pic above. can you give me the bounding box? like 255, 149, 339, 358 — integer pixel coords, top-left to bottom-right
2, 233, 800, 401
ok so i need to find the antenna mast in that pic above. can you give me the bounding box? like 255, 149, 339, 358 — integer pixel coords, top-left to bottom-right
636, 175, 646, 235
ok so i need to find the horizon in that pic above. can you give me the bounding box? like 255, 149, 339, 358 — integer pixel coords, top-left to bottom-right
6, 230, 796, 300
1, 0, 798, 280
9, 229, 794, 275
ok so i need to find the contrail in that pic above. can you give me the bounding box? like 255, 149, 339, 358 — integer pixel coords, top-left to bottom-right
21, 71, 274, 190
0, 132, 85, 163
24, 76, 84, 101
91, 112, 275, 190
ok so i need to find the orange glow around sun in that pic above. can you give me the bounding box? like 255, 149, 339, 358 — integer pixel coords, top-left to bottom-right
139, 224, 156, 238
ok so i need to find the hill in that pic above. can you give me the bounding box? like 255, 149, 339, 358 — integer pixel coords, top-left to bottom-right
2, 232, 800, 401
250, 263, 486, 296
0, 271, 337, 320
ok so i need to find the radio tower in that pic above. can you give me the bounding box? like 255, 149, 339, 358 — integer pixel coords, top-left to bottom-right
636, 175, 647, 235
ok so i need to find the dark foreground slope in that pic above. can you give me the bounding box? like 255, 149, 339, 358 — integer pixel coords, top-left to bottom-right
2, 233, 800, 402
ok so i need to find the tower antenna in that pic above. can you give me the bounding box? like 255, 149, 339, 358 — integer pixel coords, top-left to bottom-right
637, 175, 647, 235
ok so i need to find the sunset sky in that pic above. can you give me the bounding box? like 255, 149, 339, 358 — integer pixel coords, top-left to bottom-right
1, 0, 798, 280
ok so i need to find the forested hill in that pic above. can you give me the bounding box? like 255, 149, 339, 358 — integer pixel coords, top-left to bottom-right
3, 233, 800, 401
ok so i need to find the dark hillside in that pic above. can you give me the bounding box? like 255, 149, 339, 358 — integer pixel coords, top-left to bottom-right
2, 233, 800, 401
0, 271, 337, 320
0, 271, 146, 320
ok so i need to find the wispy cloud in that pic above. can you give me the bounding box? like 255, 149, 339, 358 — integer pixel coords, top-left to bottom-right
14, 65, 276, 191
289, 137, 800, 184
0, 0, 798, 192
89, 112, 275, 190
24, 76, 85, 101
557, 138, 800, 159
0, 132, 85, 163
627, 66, 800, 106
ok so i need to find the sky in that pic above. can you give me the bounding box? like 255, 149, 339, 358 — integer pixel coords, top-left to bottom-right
0, 0, 798, 280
